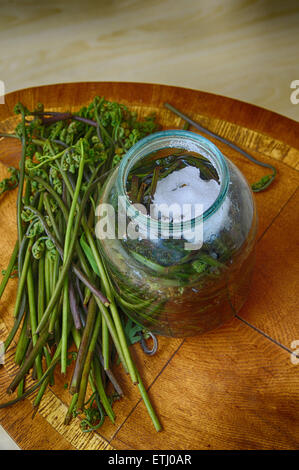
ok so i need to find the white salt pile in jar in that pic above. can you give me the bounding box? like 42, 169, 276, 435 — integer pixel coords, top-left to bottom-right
151, 165, 231, 241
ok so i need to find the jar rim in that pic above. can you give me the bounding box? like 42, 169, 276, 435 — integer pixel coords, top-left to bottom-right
117, 130, 230, 231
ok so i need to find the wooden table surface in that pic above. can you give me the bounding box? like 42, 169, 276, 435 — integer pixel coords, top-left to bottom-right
0, 82, 298, 450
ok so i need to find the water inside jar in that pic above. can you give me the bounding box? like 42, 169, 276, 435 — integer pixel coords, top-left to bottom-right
126, 148, 220, 221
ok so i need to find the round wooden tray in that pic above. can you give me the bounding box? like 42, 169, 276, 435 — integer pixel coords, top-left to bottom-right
0, 82, 298, 450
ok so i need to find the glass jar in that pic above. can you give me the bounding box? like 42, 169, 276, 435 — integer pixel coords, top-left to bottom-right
95, 130, 257, 337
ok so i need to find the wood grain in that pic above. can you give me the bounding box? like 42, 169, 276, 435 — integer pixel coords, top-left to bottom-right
0, 365, 76, 450
111, 319, 299, 450
0, 82, 298, 450
238, 188, 299, 347
1, 0, 299, 120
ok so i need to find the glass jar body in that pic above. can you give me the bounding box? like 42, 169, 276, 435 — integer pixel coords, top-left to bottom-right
96, 131, 257, 337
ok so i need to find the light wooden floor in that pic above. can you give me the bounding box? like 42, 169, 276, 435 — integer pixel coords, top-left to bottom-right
0, 0, 299, 121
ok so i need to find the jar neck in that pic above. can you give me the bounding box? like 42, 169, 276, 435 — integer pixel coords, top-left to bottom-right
116, 130, 230, 231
